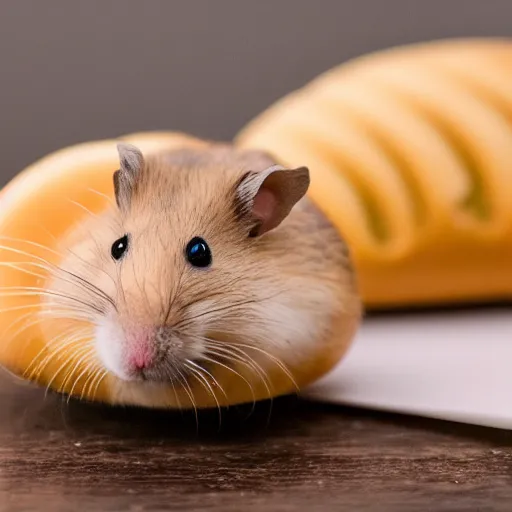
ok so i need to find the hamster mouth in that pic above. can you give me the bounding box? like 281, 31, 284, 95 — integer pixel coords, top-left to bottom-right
130, 357, 213, 384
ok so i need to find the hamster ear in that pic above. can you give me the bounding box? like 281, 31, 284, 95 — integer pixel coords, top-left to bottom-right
236, 164, 310, 237
113, 142, 144, 210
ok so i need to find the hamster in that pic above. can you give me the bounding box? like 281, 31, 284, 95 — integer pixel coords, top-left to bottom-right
43, 137, 361, 409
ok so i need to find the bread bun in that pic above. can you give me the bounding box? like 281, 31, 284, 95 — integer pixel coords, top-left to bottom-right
236, 38, 512, 309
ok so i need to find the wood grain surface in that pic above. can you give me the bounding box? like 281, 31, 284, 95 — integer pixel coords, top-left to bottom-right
0, 370, 511, 512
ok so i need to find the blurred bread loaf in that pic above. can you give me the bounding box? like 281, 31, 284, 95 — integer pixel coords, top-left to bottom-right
236, 38, 512, 309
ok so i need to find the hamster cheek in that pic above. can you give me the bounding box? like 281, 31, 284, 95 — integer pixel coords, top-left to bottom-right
94, 316, 130, 380
253, 287, 334, 363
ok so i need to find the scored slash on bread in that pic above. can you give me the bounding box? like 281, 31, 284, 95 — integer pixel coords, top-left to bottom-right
235, 38, 512, 309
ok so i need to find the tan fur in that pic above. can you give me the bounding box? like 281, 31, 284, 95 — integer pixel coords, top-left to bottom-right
45, 137, 361, 409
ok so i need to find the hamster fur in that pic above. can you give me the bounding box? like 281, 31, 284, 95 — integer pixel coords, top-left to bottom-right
42, 137, 361, 409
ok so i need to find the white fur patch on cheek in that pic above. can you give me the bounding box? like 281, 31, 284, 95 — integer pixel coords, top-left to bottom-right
253, 284, 336, 363
261, 301, 320, 348
95, 317, 129, 380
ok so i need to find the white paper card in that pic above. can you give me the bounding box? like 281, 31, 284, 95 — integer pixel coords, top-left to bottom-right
302, 308, 512, 429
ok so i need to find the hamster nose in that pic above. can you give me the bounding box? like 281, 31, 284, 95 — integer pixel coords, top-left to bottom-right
125, 329, 155, 372
128, 350, 153, 371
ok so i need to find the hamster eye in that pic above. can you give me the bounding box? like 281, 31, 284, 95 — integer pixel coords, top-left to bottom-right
185, 237, 212, 268
111, 235, 129, 261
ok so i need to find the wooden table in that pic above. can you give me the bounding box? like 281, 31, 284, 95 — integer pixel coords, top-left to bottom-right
1, 371, 511, 512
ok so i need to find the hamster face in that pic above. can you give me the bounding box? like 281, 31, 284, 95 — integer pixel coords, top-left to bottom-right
44, 143, 359, 407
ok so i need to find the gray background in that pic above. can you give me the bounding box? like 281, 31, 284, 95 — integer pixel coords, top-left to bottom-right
1, 0, 511, 186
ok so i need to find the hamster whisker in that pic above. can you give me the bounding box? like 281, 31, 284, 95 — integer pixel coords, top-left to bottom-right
0, 288, 106, 316
0, 242, 63, 270
0, 242, 117, 311
0, 261, 47, 280
23, 326, 87, 380
185, 358, 229, 402
1, 304, 85, 339
0, 244, 60, 276
88, 369, 109, 402
0, 302, 41, 318
183, 360, 223, 429
39, 334, 90, 375
1, 259, 110, 311
35, 332, 91, 394
203, 341, 274, 424
47, 344, 93, 396
39, 305, 91, 316
201, 340, 273, 401
2, 311, 67, 359
26, 333, 91, 383
49, 339, 91, 373
60, 348, 96, 395
194, 352, 256, 417
0, 262, 110, 313
0, 236, 66, 260
66, 356, 99, 403
175, 274, 246, 308
1, 308, 88, 360
236, 344, 298, 392
52, 267, 117, 312
67, 198, 102, 220
62, 235, 117, 290
77, 366, 99, 401
43, 330, 91, 357
207, 333, 298, 392
174, 367, 199, 431
26, 286, 107, 315
173, 289, 245, 319
178, 333, 254, 402
1, 315, 53, 365
86, 187, 117, 209
170, 376, 183, 412
0, 298, 91, 328
40, 253, 117, 311
174, 294, 280, 331
38, 309, 95, 324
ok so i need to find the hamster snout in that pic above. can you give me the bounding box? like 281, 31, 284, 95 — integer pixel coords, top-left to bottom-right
118, 326, 156, 377
95, 319, 205, 382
